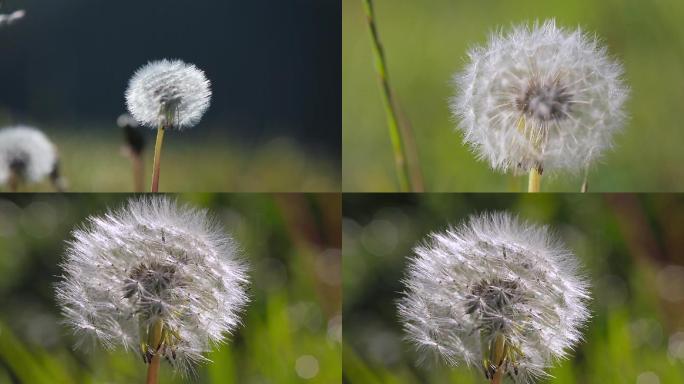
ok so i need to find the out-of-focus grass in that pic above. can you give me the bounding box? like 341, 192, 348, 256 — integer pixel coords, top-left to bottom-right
0, 129, 339, 192
0, 193, 342, 383
343, 0, 684, 191
342, 194, 684, 383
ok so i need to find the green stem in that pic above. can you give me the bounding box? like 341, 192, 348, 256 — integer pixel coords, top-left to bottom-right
528, 168, 541, 192
362, 0, 412, 192
491, 367, 503, 384
150, 125, 165, 193
145, 320, 163, 384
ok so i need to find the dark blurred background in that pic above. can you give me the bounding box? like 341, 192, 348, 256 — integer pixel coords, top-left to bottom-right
343, 194, 684, 383
0, 0, 340, 191
0, 193, 342, 383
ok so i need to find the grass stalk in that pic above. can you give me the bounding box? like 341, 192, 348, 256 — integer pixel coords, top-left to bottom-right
362, 0, 413, 192
150, 125, 165, 192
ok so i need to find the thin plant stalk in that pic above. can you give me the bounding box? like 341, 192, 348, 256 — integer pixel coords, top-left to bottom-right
146, 354, 160, 384
150, 124, 165, 193
528, 168, 541, 192
491, 368, 503, 384
489, 334, 506, 384
362, 0, 412, 192
8, 172, 18, 192
145, 320, 163, 384
133, 154, 144, 192
395, 95, 425, 191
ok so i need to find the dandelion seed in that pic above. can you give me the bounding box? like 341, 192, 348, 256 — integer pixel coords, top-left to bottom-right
398, 212, 590, 383
0, 126, 63, 191
452, 20, 628, 187
56, 197, 249, 377
125, 59, 211, 192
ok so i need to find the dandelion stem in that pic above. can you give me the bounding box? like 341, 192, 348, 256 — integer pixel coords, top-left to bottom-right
145, 319, 163, 384
8, 172, 18, 192
146, 353, 160, 384
490, 366, 503, 384
150, 125, 165, 193
362, 0, 412, 192
528, 168, 541, 192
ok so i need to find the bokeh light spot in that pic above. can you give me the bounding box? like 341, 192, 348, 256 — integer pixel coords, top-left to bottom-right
295, 355, 319, 379
636, 371, 660, 384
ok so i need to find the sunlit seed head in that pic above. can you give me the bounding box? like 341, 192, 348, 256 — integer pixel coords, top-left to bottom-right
56, 197, 249, 374
452, 19, 629, 175
125, 59, 212, 130
0, 126, 58, 186
398, 212, 591, 383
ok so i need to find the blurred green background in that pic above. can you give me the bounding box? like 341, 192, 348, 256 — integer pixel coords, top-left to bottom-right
343, 0, 684, 192
343, 194, 684, 383
0, 193, 342, 383
0, 127, 339, 192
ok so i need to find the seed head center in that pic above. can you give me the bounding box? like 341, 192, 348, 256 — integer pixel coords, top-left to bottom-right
124, 261, 178, 299
466, 278, 523, 315
517, 79, 573, 122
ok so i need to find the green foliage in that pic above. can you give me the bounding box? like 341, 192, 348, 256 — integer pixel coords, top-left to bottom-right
0, 194, 341, 383
343, 0, 684, 192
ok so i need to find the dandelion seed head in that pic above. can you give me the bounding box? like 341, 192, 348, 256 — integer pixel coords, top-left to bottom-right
452, 19, 629, 174
0, 126, 58, 186
398, 212, 590, 383
56, 197, 249, 374
0, 9, 25, 27
117, 113, 138, 129
125, 59, 211, 130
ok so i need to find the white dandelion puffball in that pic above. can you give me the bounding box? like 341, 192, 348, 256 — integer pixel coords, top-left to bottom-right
398, 212, 590, 383
0, 126, 58, 185
0, 9, 25, 27
56, 197, 249, 373
453, 19, 628, 174
125, 59, 212, 130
